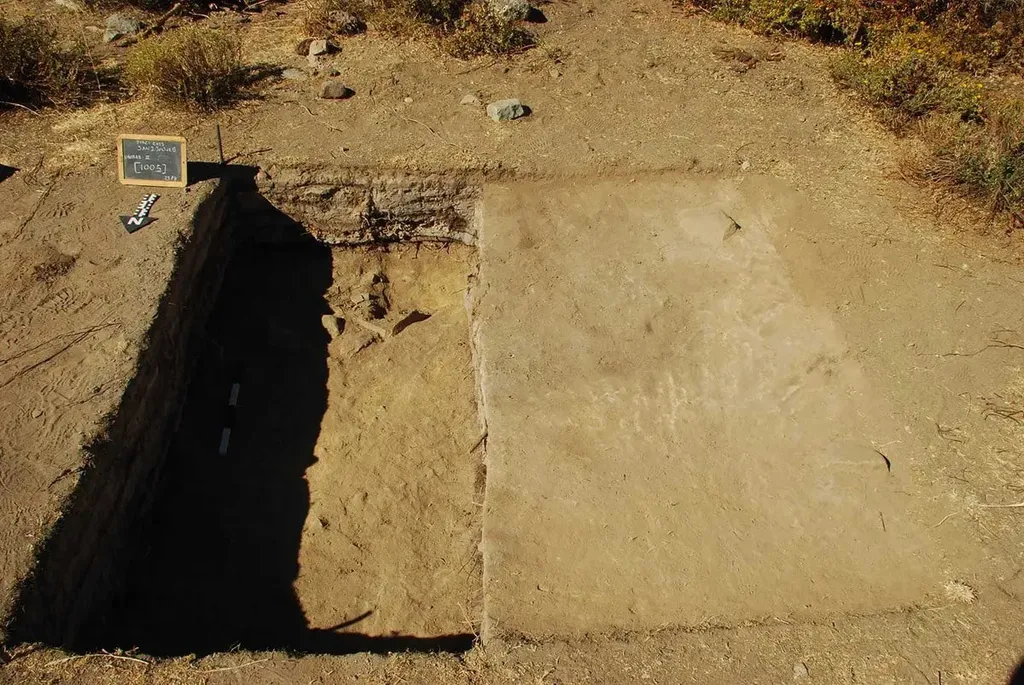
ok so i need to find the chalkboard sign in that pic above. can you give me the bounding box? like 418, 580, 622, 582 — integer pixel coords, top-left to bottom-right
117, 134, 187, 188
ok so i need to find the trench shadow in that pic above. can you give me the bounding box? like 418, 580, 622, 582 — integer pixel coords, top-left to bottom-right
186, 161, 224, 185
1010, 658, 1024, 685
0, 165, 16, 184
100, 169, 472, 657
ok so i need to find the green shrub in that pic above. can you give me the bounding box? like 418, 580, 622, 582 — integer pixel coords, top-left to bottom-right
925, 101, 1024, 216
0, 18, 91, 109
830, 38, 984, 124
126, 27, 246, 110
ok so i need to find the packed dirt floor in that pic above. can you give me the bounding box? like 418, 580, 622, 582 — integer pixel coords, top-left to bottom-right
2, 0, 1024, 682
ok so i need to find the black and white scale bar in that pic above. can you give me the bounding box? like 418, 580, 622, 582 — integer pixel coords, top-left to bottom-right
218, 381, 241, 456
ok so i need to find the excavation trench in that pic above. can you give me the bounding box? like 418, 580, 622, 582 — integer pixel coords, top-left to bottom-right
10, 169, 486, 656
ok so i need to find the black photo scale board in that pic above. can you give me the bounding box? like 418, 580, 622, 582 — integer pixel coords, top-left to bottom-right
117, 134, 187, 188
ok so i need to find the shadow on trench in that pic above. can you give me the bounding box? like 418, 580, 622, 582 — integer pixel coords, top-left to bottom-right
89, 166, 471, 657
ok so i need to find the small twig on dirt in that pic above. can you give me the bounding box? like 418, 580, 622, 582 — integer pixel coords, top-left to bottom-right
981, 400, 1023, 424
397, 112, 465, 152
225, 147, 272, 163
0, 323, 118, 367
1, 644, 41, 665
977, 502, 1024, 509
879, 511, 886, 531
452, 58, 500, 76
898, 654, 932, 684
469, 430, 487, 454
935, 422, 965, 443
13, 182, 54, 240
46, 652, 151, 667
926, 337, 1024, 359
990, 339, 1024, 351
118, 3, 183, 46
932, 512, 958, 528
0, 101, 42, 116
875, 449, 891, 472
198, 657, 271, 673
289, 101, 346, 137
0, 322, 119, 391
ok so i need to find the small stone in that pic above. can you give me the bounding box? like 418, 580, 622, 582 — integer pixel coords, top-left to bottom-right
103, 13, 142, 42
308, 38, 330, 57
549, 68, 562, 78
328, 67, 341, 77
319, 80, 354, 99
793, 663, 809, 679
281, 68, 306, 81
404, 96, 413, 103
321, 314, 343, 339
31, 409, 42, 419
740, 160, 751, 171
352, 316, 390, 339
54, 0, 83, 11
487, 98, 528, 122
295, 37, 314, 55
460, 93, 481, 107
488, 0, 531, 21
307, 54, 321, 69
329, 328, 377, 358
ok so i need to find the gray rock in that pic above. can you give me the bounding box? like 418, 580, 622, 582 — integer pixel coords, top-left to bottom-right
103, 13, 142, 42
329, 328, 377, 358
321, 314, 343, 339
307, 54, 321, 69
54, 0, 84, 11
487, 98, 528, 121
328, 10, 365, 35
319, 80, 354, 99
352, 316, 389, 339
460, 93, 482, 107
488, 0, 531, 21
308, 38, 330, 56
281, 68, 306, 81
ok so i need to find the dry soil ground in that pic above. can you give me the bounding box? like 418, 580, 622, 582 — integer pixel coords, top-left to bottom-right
1, 0, 1024, 683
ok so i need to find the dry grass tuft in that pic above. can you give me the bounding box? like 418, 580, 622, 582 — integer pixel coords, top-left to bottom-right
125, 27, 247, 110
299, 0, 535, 57
442, 1, 535, 58
680, 0, 1024, 225
0, 18, 92, 109
829, 39, 984, 126
922, 101, 1024, 220
943, 579, 978, 604
303, 0, 368, 36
